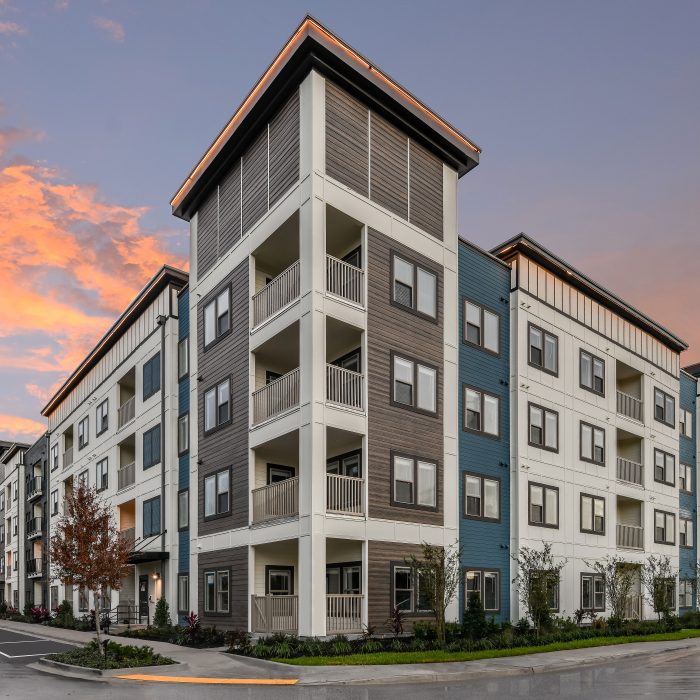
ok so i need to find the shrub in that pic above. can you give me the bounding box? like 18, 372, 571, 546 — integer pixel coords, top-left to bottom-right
52, 600, 75, 628
514, 617, 531, 635
413, 621, 437, 641
30, 606, 51, 624
225, 629, 252, 654
48, 639, 175, 670
329, 634, 353, 656
153, 597, 171, 628
23, 602, 34, 619
0, 601, 7, 619
463, 591, 487, 640
385, 606, 405, 636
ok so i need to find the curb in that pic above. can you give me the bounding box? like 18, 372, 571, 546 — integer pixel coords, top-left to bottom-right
34, 657, 186, 681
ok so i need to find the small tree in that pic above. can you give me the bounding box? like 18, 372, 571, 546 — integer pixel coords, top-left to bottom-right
641, 554, 676, 621
463, 590, 487, 640
512, 542, 567, 634
406, 541, 461, 646
50, 482, 131, 651
584, 555, 636, 622
153, 597, 171, 628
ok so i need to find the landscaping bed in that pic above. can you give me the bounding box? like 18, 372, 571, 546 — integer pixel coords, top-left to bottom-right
46, 640, 176, 670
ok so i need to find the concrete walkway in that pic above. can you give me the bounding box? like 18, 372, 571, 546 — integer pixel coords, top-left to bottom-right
3, 619, 699, 686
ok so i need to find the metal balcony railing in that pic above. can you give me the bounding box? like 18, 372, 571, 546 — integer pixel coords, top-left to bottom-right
326, 474, 364, 516
617, 457, 643, 486
251, 594, 298, 634
252, 261, 300, 327
326, 594, 363, 634
62, 446, 73, 470
120, 528, 135, 549
326, 255, 364, 306
252, 368, 300, 425
26, 517, 44, 539
326, 364, 364, 411
118, 462, 136, 491
617, 523, 644, 550
27, 476, 43, 500
251, 477, 299, 524
118, 396, 136, 428
617, 391, 643, 422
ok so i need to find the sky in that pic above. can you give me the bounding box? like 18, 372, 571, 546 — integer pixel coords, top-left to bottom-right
1, 0, 699, 443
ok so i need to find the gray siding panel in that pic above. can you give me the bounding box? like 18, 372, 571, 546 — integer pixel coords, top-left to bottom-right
218, 160, 241, 255
409, 140, 443, 240
325, 81, 369, 197
198, 546, 248, 630
370, 112, 408, 219
241, 129, 268, 235
269, 90, 300, 208
197, 188, 218, 277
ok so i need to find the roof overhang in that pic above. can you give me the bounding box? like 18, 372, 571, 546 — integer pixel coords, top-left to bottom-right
127, 550, 170, 565
0, 442, 30, 465
171, 15, 480, 221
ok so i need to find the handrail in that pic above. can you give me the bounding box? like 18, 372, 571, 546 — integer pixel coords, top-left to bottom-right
252, 368, 300, 424
252, 477, 299, 524
118, 396, 136, 428
326, 474, 364, 515
326, 364, 364, 410
326, 254, 364, 306
252, 260, 300, 327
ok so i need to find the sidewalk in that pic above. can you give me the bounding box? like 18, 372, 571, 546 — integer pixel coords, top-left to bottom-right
4, 619, 699, 686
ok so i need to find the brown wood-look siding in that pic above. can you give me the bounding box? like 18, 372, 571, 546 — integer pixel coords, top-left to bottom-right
218, 160, 241, 255
197, 259, 249, 535
325, 80, 369, 197
367, 541, 435, 631
409, 140, 443, 240
366, 228, 444, 526
198, 546, 248, 630
197, 187, 218, 277
269, 89, 300, 208
241, 128, 268, 235
370, 112, 408, 219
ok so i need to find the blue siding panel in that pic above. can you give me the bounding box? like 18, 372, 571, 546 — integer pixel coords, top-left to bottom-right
177, 289, 190, 623
679, 372, 697, 610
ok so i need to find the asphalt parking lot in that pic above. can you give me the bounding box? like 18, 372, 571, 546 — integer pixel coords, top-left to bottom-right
0, 627, 75, 663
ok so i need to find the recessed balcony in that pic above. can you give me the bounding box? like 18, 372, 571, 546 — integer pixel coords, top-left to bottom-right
617, 495, 644, 550
616, 428, 644, 486
326, 427, 364, 517
26, 476, 43, 501
616, 361, 643, 422
27, 557, 44, 579
325, 204, 364, 308
26, 517, 43, 540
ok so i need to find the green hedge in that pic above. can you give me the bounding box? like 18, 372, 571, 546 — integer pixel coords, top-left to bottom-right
47, 640, 175, 670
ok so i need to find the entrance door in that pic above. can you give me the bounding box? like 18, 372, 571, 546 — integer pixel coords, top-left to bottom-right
138, 575, 149, 624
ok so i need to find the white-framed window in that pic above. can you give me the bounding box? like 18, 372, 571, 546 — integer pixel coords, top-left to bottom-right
529, 482, 559, 528
680, 408, 693, 438
96, 399, 109, 436
654, 509, 675, 545
204, 379, 231, 432
581, 422, 605, 465
178, 413, 189, 454
392, 454, 436, 509
463, 300, 499, 354
178, 337, 189, 379
12, 515, 17, 536
78, 469, 88, 487
464, 473, 500, 520
465, 569, 500, 611
679, 463, 692, 493
680, 517, 694, 548
529, 403, 558, 451
392, 253, 437, 319
528, 324, 558, 375
580, 350, 605, 395
204, 287, 231, 348
392, 354, 437, 415
178, 490, 189, 530
654, 449, 675, 486
654, 388, 675, 427
464, 387, 499, 437
203, 569, 229, 613
581, 573, 605, 611
78, 415, 89, 450
204, 469, 230, 518
580, 493, 605, 534
95, 458, 108, 492
178, 574, 189, 613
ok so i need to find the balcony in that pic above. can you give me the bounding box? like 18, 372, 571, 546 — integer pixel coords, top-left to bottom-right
26, 517, 43, 540
326, 255, 364, 306
616, 361, 643, 422
617, 524, 644, 550
616, 428, 644, 486
62, 446, 73, 470
326, 365, 364, 411
617, 391, 643, 422
118, 396, 136, 429
118, 462, 136, 491
253, 368, 300, 425
120, 528, 135, 549
251, 594, 298, 634
617, 457, 643, 486
251, 477, 299, 524
326, 474, 364, 516
252, 261, 300, 328
27, 558, 43, 579
26, 476, 43, 501
327, 594, 363, 634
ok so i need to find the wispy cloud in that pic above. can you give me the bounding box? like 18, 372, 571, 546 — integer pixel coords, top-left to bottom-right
0, 21, 24, 35
93, 16, 124, 43
0, 414, 45, 442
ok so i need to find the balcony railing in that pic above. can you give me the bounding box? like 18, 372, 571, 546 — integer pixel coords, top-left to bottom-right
252, 477, 299, 524
327, 594, 363, 634
118, 462, 136, 491
326, 364, 364, 411
26, 517, 43, 539
326, 255, 364, 306
617, 391, 643, 422
252, 368, 300, 425
118, 396, 136, 429
617, 523, 644, 550
251, 594, 298, 634
623, 594, 643, 621
252, 260, 300, 328
120, 528, 135, 549
617, 457, 643, 486
326, 474, 364, 516
62, 446, 73, 470
27, 476, 43, 500
27, 558, 44, 578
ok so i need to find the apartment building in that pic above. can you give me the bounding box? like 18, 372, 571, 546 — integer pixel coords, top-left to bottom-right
493, 234, 688, 620
170, 16, 480, 635
41, 266, 188, 623
1, 442, 28, 608
23, 434, 48, 608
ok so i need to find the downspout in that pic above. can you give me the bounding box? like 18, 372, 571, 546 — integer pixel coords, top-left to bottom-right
44, 430, 50, 607
157, 313, 167, 600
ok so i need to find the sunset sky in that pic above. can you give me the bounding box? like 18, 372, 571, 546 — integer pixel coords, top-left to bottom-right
1, 0, 699, 443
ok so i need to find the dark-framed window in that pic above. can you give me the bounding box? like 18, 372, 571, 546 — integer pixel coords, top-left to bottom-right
267, 464, 295, 483
528, 403, 558, 451
203, 568, 230, 614
96, 399, 109, 436
203, 286, 231, 349
203, 468, 230, 520
580, 350, 605, 395
464, 473, 500, 521
581, 573, 605, 611
680, 408, 693, 438
78, 469, 88, 487
177, 574, 189, 613
326, 450, 361, 478
95, 458, 108, 492
654, 448, 675, 486
528, 482, 559, 528
654, 388, 675, 427
266, 565, 294, 595
463, 385, 500, 438
465, 569, 500, 612
680, 517, 694, 548
143, 424, 161, 469
391, 352, 437, 416
679, 463, 692, 493
528, 323, 558, 375
580, 422, 605, 465
50, 489, 58, 516
178, 337, 189, 380
530, 571, 560, 611
178, 413, 189, 455
326, 561, 362, 594
580, 493, 605, 534
204, 378, 231, 433
654, 509, 675, 545
391, 252, 438, 321
178, 489, 189, 530
679, 579, 694, 608
391, 564, 431, 614
391, 452, 437, 510
142, 496, 161, 538
463, 299, 499, 355
78, 415, 89, 450
50, 444, 59, 472
78, 587, 89, 612
143, 352, 161, 400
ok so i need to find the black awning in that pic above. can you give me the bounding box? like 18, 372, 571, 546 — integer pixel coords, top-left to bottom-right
127, 550, 170, 565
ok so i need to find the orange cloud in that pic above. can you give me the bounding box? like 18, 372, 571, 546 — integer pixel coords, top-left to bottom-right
0, 414, 45, 442
0, 21, 24, 35
93, 16, 124, 42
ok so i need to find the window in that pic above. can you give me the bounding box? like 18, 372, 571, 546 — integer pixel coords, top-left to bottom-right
581, 573, 605, 611
204, 468, 230, 519
529, 482, 559, 528
392, 253, 437, 320
50, 444, 58, 472
463, 300, 499, 354
580, 350, 605, 395
78, 470, 88, 487
464, 473, 500, 521
78, 415, 89, 450
654, 388, 675, 427
178, 574, 189, 613
178, 338, 189, 379
463, 387, 499, 437
50, 586, 58, 611
679, 580, 694, 608
143, 496, 161, 538
178, 490, 189, 530
654, 509, 675, 545
465, 570, 500, 612
178, 413, 189, 454
78, 587, 89, 613
680, 408, 693, 438
143, 353, 161, 400
392, 454, 437, 509
528, 324, 558, 375
580, 422, 605, 465
393, 565, 416, 612
204, 569, 230, 614
12, 480, 17, 501
679, 463, 692, 493
204, 287, 231, 348
680, 517, 694, 548
654, 449, 675, 486
96, 399, 109, 436
532, 571, 560, 611
50, 490, 58, 516
267, 567, 293, 596
143, 424, 161, 469
95, 458, 108, 492
580, 494, 605, 535
204, 378, 231, 432
392, 354, 437, 415
528, 403, 558, 451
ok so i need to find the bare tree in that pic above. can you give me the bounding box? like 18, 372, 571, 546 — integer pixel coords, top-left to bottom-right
50, 482, 132, 650
584, 555, 636, 622
641, 554, 676, 621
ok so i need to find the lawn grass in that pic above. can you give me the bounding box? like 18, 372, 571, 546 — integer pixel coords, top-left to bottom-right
276, 629, 700, 666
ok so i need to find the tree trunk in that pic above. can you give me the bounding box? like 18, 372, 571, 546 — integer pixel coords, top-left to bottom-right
94, 596, 102, 651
